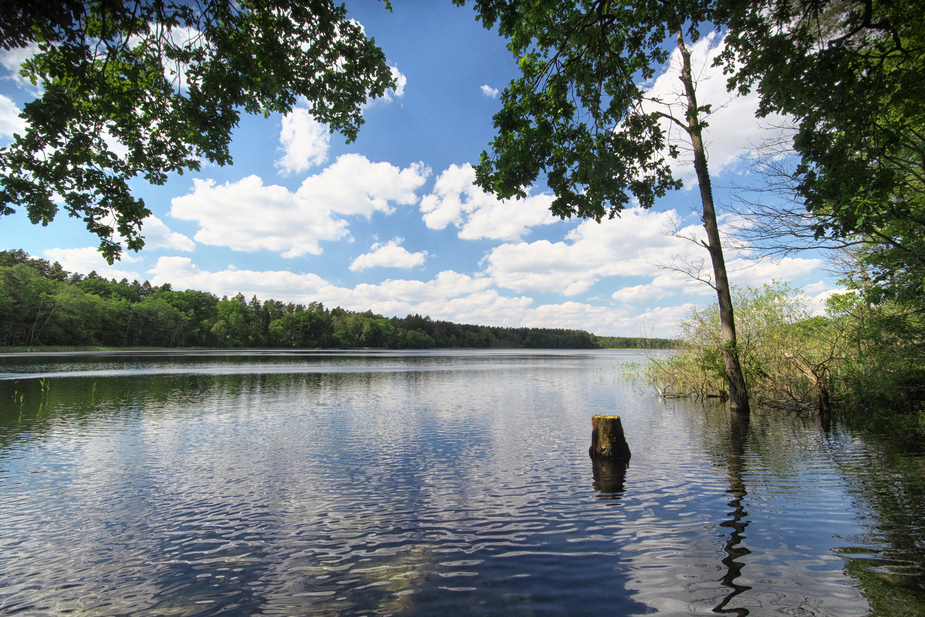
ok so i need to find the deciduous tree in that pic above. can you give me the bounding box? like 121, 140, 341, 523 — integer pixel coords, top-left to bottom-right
719, 0, 925, 306
0, 0, 395, 261
455, 0, 751, 413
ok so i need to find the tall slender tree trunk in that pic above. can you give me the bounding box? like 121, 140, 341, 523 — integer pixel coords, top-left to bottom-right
677, 33, 750, 416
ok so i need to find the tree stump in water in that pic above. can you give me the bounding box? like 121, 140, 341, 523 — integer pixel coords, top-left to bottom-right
589, 415, 631, 463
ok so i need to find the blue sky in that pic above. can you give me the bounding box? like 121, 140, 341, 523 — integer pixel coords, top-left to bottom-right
0, 2, 834, 338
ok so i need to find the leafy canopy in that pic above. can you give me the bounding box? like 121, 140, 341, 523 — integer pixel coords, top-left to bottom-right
453, 0, 715, 222
0, 0, 395, 262
718, 0, 925, 304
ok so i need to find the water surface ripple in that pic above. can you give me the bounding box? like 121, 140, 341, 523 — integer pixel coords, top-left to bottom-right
1, 350, 923, 615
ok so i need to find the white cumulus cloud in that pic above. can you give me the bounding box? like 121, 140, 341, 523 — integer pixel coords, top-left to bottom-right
349, 270, 493, 306
481, 84, 499, 98
349, 238, 428, 272
483, 205, 823, 303
276, 107, 330, 174
298, 153, 429, 217
171, 175, 348, 257
169, 155, 430, 258
0, 94, 25, 139
382, 66, 407, 103
139, 215, 196, 252
92, 213, 195, 253
148, 256, 334, 298
611, 283, 676, 304
420, 163, 558, 240
642, 31, 791, 184
523, 300, 687, 337
611, 273, 712, 305
726, 256, 826, 288
44, 247, 142, 281
485, 208, 683, 295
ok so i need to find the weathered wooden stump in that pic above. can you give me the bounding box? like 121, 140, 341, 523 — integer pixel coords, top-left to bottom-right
589, 414, 631, 463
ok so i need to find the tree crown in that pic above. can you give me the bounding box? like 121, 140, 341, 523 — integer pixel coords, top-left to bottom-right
0, 0, 395, 262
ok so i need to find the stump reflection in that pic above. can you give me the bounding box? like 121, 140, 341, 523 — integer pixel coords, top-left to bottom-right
592, 457, 628, 499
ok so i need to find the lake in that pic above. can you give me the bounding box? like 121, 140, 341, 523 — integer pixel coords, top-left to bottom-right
0, 349, 923, 616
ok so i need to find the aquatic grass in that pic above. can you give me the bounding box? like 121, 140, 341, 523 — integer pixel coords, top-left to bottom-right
621, 360, 648, 375
30, 378, 51, 418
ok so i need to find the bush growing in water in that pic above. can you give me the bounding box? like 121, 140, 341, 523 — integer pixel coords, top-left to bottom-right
651, 282, 925, 437
827, 292, 925, 433
650, 283, 844, 413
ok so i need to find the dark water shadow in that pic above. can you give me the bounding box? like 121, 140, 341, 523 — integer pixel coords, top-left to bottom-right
591, 458, 628, 500
714, 412, 752, 616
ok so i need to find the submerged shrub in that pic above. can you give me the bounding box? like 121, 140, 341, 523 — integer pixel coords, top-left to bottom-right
830, 293, 925, 434
649, 282, 844, 414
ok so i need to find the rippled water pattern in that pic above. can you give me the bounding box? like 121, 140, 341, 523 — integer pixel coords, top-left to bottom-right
0, 350, 923, 616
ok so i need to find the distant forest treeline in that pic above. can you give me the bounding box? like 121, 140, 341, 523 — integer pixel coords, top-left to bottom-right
0, 250, 673, 350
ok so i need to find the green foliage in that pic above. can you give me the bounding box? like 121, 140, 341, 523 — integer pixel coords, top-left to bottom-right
827, 290, 925, 432
0, 0, 395, 262
722, 0, 924, 232
403, 329, 436, 350
651, 283, 846, 412
654, 280, 925, 437
268, 305, 331, 348
454, 0, 716, 219
595, 335, 675, 350
0, 249, 668, 351
720, 0, 925, 309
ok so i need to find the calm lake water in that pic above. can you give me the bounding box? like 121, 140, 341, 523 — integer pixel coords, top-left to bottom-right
1, 350, 923, 616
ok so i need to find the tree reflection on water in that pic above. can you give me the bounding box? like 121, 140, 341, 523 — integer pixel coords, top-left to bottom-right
714, 412, 752, 616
